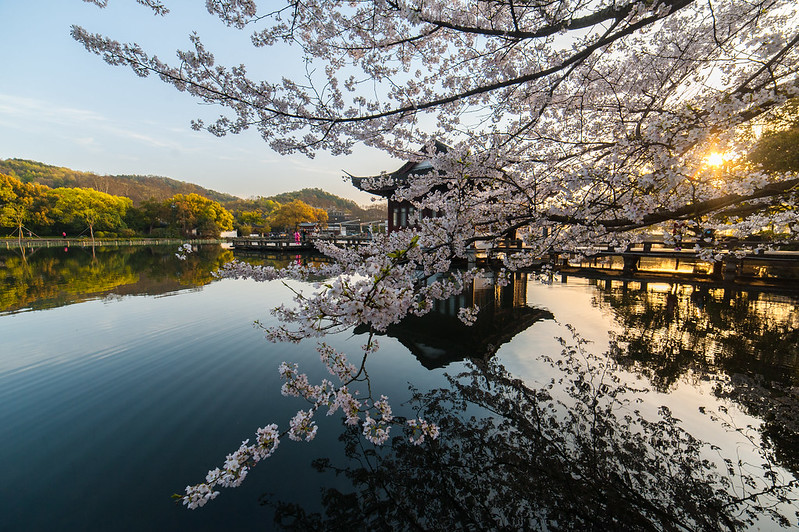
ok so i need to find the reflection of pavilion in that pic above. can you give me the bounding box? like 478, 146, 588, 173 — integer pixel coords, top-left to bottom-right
360, 272, 553, 369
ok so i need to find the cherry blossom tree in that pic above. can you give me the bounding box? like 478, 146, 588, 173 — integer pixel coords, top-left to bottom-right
74, 0, 799, 254
72, 0, 799, 508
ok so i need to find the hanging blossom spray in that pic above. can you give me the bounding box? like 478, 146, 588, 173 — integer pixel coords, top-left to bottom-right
173, 237, 454, 509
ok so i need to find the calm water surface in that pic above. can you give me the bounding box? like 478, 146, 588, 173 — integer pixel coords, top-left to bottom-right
1, 245, 797, 530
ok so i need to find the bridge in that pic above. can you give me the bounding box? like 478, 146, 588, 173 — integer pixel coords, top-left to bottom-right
545, 241, 799, 284
231, 235, 799, 284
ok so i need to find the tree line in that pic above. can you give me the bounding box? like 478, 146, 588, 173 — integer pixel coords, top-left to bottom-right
0, 172, 331, 240
0, 158, 238, 205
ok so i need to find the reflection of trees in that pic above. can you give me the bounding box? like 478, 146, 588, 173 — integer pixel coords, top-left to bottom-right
0, 245, 233, 314
590, 280, 799, 387
232, 250, 334, 272
714, 374, 799, 476
587, 277, 799, 476
266, 337, 798, 531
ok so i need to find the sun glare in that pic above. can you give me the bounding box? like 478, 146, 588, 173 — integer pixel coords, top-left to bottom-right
704, 151, 726, 167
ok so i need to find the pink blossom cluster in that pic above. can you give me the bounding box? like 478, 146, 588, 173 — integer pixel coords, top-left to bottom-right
288, 409, 318, 442
181, 423, 279, 509
180, 339, 439, 508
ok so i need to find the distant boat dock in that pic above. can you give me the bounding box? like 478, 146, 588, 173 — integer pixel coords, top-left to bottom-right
231, 235, 373, 252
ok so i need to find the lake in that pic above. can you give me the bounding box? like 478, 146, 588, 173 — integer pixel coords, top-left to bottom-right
1, 244, 797, 530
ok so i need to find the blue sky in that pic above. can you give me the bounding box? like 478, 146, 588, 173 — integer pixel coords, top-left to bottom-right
0, 1, 392, 203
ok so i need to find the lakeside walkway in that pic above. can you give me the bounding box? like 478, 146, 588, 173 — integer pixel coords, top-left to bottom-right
2, 237, 223, 249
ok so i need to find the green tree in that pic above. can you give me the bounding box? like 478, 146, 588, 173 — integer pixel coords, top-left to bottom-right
125, 197, 170, 235
748, 97, 799, 173
729, 98, 799, 230
749, 130, 799, 174
235, 210, 272, 235
48, 187, 132, 243
164, 193, 234, 238
268, 199, 328, 232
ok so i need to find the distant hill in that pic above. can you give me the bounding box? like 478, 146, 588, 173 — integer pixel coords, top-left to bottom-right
269, 188, 385, 221
0, 158, 238, 205
0, 158, 386, 221
271, 188, 360, 212
226, 188, 386, 222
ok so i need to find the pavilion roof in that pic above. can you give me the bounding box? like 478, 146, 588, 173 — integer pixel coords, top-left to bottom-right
347, 141, 449, 197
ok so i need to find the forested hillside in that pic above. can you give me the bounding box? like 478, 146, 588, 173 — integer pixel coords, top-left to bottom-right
270, 188, 359, 212
0, 158, 238, 205
0, 158, 386, 222
246, 188, 385, 221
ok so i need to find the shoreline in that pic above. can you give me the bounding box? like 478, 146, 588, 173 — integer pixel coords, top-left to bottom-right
1, 237, 224, 249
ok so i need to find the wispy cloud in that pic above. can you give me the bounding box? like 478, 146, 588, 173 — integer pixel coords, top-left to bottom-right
0, 93, 107, 125
73, 137, 96, 146
0, 92, 199, 151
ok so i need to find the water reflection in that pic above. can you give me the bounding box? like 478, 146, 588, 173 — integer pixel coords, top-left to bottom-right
0, 245, 338, 315
0, 245, 238, 314
232, 249, 334, 270
358, 272, 554, 368
266, 337, 798, 531
586, 279, 799, 385
2, 249, 798, 529
585, 276, 799, 476
263, 272, 799, 530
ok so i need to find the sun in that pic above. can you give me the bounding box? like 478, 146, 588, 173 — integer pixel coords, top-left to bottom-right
704, 151, 726, 167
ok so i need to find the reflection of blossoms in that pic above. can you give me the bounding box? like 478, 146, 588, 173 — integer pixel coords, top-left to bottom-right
407, 418, 440, 445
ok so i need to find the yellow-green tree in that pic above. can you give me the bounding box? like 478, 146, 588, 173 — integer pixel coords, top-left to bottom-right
48, 187, 132, 242
0, 173, 52, 242
164, 193, 234, 237
268, 200, 328, 231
